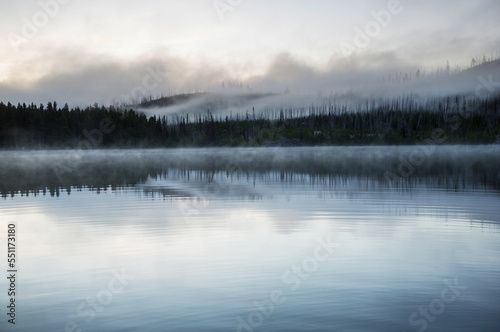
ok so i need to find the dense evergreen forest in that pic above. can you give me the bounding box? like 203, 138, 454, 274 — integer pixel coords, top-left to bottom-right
0, 93, 499, 149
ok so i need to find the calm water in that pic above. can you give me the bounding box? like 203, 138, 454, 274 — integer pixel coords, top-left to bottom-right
0, 146, 499, 332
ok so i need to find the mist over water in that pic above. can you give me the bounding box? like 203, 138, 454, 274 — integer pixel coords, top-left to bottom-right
1, 146, 499, 197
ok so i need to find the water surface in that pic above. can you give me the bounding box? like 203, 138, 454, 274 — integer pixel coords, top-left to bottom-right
0, 146, 499, 331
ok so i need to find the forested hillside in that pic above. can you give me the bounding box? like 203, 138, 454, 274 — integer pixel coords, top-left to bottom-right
1, 93, 499, 149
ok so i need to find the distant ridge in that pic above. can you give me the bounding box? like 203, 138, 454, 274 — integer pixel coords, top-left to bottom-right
138, 92, 207, 108
463, 58, 500, 74
137, 92, 277, 109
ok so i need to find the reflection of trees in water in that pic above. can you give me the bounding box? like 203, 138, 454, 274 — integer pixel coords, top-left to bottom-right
0, 147, 499, 198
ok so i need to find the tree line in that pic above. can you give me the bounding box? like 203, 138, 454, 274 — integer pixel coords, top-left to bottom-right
0, 93, 499, 149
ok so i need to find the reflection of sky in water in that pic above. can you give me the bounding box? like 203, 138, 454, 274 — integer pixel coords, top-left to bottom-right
0, 147, 499, 331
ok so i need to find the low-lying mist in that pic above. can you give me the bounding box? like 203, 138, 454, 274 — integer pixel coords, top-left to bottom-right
1, 146, 499, 198
135, 58, 500, 119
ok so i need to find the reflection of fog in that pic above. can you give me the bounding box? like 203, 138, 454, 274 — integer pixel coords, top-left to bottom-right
137, 172, 263, 200
0, 146, 499, 198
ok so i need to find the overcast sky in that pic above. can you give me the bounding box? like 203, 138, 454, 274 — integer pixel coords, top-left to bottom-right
0, 0, 499, 106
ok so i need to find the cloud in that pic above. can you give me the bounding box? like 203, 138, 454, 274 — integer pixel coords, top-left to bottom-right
0, 49, 231, 106
1, 45, 499, 111
0, 48, 388, 105
0, 0, 499, 109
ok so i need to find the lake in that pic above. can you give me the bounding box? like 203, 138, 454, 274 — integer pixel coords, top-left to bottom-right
0, 146, 499, 331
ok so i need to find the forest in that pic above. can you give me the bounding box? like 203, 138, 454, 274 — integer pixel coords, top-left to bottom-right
0, 92, 499, 149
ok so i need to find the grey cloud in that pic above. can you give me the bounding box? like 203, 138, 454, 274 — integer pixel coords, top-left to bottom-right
1, 45, 499, 111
